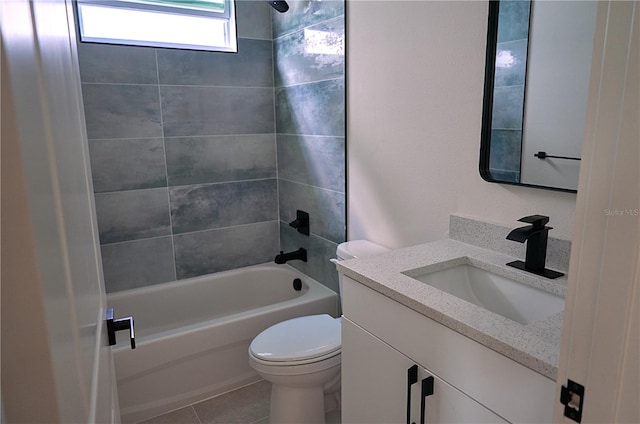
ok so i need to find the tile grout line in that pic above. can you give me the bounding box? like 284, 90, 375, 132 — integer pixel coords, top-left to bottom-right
100, 220, 280, 247
279, 177, 345, 195
88, 133, 345, 142
270, 9, 282, 256
273, 13, 345, 42
189, 405, 203, 424
82, 76, 345, 91
154, 48, 178, 282
94, 177, 278, 196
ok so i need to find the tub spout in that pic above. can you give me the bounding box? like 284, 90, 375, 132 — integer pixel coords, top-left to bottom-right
274, 248, 307, 264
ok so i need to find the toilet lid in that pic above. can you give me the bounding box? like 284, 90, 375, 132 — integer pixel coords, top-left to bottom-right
249, 315, 341, 362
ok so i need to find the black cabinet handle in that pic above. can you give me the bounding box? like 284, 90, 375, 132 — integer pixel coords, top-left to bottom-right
419, 376, 434, 424
406, 365, 418, 424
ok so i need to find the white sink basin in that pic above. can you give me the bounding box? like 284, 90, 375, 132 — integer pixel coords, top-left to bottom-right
410, 264, 565, 325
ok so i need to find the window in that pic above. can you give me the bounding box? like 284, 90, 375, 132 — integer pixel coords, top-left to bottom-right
76, 0, 237, 52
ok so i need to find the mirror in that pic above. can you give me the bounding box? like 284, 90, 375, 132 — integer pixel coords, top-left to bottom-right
480, 0, 598, 192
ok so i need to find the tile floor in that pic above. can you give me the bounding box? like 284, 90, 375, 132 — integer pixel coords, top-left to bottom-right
138, 380, 341, 424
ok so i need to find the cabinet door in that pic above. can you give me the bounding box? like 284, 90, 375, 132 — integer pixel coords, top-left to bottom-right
342, 318, 508, 424
342, 317, 421, 424
422, 372, 508, 423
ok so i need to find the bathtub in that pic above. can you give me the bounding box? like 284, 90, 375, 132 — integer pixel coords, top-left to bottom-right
108, 263, 338, 423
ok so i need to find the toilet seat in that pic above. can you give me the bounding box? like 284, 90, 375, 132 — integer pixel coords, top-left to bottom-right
249, 314, 341, 366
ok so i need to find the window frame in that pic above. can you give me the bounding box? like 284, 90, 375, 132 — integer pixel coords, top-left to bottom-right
75, 0, 237, 52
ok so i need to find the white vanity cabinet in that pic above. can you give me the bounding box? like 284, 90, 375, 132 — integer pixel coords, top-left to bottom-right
341, 276, 556, 424
342, 318, 507, 424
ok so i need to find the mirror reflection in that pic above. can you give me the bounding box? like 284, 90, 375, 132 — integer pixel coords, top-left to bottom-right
480, 0, 598, 192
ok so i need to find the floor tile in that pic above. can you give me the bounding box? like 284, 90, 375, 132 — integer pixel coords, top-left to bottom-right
192, 381, 271, 424
326, 409, 342, 424
138, 406, 200, 424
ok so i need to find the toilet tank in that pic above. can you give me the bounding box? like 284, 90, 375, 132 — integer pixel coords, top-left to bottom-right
335, 240, 388, 299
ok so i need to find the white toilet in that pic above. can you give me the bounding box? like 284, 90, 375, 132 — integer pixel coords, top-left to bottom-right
248, 240, 388, 424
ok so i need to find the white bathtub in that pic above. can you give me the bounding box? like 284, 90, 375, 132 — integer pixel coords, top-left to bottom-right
108, 263, 339, 423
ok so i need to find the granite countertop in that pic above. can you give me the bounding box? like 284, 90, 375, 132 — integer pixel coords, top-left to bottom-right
336, 238, 567, 380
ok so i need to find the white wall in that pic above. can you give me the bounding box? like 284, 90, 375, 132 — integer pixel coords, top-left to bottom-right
347, 1, 577, 249
521, 1, 597, 190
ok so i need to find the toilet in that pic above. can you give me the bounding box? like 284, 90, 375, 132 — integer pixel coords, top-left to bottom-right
248, 240, 388, 424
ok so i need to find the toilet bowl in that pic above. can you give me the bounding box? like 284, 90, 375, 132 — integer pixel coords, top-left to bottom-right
248, 240, 388, 424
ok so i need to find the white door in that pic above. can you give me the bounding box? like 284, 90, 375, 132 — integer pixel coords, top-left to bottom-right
1, 0, 121, 422
554, 1, 639, 423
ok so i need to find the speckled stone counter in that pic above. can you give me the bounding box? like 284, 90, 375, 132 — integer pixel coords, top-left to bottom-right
335, 238, 567, 380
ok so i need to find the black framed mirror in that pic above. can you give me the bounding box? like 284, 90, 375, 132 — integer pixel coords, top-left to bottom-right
480, 0, 597, 193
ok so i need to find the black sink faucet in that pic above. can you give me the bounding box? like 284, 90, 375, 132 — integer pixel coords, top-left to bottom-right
274, 248, 307, 264
506, 215, 564, 279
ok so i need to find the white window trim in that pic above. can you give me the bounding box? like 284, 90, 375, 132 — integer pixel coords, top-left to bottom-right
76, 0, 237, 52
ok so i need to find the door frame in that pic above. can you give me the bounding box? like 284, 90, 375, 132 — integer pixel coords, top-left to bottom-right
1, 0, 119, 422
553, 1, 639, 422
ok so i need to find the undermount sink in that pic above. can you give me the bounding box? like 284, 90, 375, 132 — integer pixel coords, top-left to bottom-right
409, 264, 565, 325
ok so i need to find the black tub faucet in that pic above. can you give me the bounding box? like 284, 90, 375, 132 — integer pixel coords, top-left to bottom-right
506, 215, 564, 279
274, 248, 307, 264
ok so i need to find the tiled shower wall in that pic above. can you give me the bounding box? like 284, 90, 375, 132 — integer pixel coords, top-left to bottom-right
489, 0, 530, 183
79, 2, 278, 292
78, 0, 345, 293
273, 1, 346, 294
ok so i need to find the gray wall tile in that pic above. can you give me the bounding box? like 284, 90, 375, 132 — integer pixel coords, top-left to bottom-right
80, 3, 347, 292
89, 138, 167, 193
274, 17, 344, 87
491, 85, 525, 130
489, 169, 520, 183
77, 43, 158, 84
277, 134, 344, 191
166, 135, 276, 186
157, 38, 273, 87
275, 78, 344, 136
489, 129, 522, 173
273, 2, 346, 290
236, 0, 272, 40
161, 86, 275, 136
95, 188, 171, 243
169, 179, 278, 234
82, 84, 162, 139
494, 39, 528, 88
272, 0, 344, 38
278, 179, 345, 243
498, 1, 531, 43
101, 236, 176, 292
174, 222, 279, 279
280, 224, 339, 293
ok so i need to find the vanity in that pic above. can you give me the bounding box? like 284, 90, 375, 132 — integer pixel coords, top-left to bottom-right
337, 216, 569, 423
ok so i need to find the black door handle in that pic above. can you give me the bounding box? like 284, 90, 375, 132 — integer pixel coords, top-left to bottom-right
406, 365, 418, 424
419, 376, 435, 424
106, 308, 135, 349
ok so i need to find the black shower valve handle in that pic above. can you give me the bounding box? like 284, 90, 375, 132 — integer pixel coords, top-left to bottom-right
289, 219, 301, 228
289, 210, 310, 236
